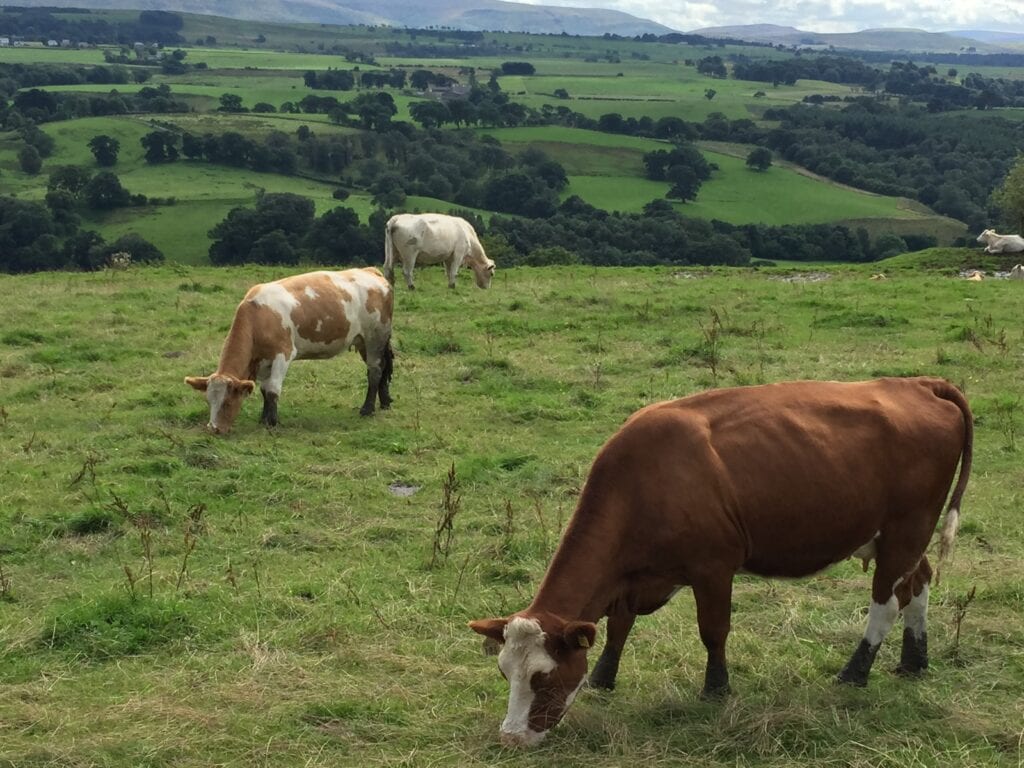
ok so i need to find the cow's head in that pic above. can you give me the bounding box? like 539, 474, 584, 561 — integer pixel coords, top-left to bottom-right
976, 229, 994, 244
185, 373, 255, 434
470, 256, 496, 289
469, 613, 596, 747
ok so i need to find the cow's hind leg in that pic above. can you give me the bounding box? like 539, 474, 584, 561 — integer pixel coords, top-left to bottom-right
693, 574, 734, 698
895, 557, 932, 676
838, 534, 926, 687
590, 610, 636, 690
357, 335, 391, 417
402, 257, 416, 291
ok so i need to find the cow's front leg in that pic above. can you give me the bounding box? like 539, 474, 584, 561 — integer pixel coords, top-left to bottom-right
693, 575, 733, 698
260, 391, 279, 426
446, 260, 459, 289
259, 354, 289, 427
590, 610, 636, 690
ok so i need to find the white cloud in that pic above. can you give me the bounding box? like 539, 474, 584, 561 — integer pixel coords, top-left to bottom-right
517, 0, 1024, 33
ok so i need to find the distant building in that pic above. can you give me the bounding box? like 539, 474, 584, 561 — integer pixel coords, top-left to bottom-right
46, 39, 59, 47
60, 38, 71, 47
0, 37, 10, 47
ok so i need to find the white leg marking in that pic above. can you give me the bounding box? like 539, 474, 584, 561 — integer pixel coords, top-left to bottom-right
265, 353, 290, 396
864, 595, 900, 646
903, 583, 929, 639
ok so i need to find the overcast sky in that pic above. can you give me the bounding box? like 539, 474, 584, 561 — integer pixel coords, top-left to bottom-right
520, 0, 1024, 34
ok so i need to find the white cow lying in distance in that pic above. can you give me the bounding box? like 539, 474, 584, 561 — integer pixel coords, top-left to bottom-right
384, 213, 495, 290
1010, 264, 1024, 281
976, 229, 1024, 254
185, 268, 393, 434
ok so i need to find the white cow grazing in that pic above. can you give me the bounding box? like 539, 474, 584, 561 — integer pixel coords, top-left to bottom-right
1010, 264, 1024, 281
976, 229, 1024, 254
384, 213, 495, 290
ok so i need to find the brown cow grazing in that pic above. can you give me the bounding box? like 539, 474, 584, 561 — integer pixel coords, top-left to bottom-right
185, 268, 393, 434
470, 377, 972, 747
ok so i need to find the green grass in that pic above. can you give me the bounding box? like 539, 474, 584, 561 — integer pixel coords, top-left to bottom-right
0, 263, 1022, 767
484, 126, 949, 226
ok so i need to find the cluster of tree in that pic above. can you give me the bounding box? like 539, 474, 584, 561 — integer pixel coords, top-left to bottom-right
486, 196, 924, 267
301, 67, 409, 92
207, 192, 379, 266
727, 54, 1024, 112
696, 56, 727, 79
0, 194, 162, 274
0, 8, 184, 45
642, 144, 715, 201
3, 82, 187, 126
731, 54, 883, 88
45, 165, 167, 213
0, 62, 143, 95
303, 69, 356, 91
760, 100, 1024, 229
633, 31, 774, 48
500, 62, 536, 75
884, 61, 1024, 111
512, 95, 1019, 231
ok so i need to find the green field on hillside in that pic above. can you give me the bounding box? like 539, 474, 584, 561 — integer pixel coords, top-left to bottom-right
484, 126, 941, 225
0, 264, 1020, 767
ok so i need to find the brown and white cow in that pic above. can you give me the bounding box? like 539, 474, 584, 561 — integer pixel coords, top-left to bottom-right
383, 213, 495, 290
185, 268, 394, 434
471, 377, 972, 747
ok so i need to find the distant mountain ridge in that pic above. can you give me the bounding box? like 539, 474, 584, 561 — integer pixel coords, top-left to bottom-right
689, 23, 1018, 53
0, 0, 673, 35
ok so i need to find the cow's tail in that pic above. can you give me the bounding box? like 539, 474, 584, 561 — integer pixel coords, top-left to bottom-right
383, 221, 396, 285
929, 379, 974, 584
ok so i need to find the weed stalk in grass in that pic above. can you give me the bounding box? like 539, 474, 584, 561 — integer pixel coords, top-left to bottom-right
0, 404, 7, 428
122, 562, 139, 600
225, 557, 239, 593
111, 493, 156, 600
175, 504, 206, 592
501, 499, 515, 557
431, 463, 461, 568
69, 451, 100, 489
0, 561, 12, 602
950, 585, 977, 666
993, 397, 1020, 452
698, 307, 724, 385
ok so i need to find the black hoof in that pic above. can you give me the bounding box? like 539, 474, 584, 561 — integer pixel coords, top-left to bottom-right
836, 670, 868, 687
359, 407, 374, 417
837, 639, 878, 687
380, 399, 392, 411
700, 684, 731, 700
588, 675, 616, 691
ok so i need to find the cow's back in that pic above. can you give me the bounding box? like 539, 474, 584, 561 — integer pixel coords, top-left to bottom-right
249, 269, 391, 361
390, 213, 467, 264
586, 378, 967, 579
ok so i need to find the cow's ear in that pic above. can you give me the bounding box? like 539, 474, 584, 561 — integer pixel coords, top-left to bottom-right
185, 376, 209, 392
469, 618, 508, 644
562, 621, 597, 651
234, 379, 256, 395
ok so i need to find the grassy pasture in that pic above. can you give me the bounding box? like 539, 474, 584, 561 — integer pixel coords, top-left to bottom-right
482, 126, 946, 226
0, 115, 374, 264
0, 263, 1022, 767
